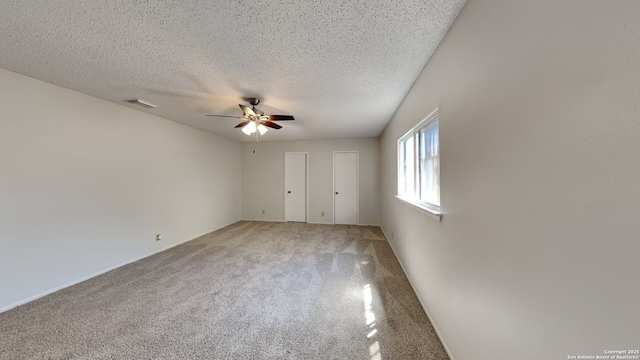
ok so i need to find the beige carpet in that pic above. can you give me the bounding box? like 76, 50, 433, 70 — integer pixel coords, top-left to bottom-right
0, 221, 449, 359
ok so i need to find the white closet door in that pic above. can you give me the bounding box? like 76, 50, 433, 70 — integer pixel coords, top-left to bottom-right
285, 152, 307, 222
334, 152, 357, 225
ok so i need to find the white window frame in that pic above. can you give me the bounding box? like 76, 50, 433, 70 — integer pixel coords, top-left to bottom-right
396, 108, 442, 220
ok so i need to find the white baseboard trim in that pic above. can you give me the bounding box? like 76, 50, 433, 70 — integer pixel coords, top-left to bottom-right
0, 219, 241, 314
241, 218, 285, 223
241, 220, 383, 227
379, 225, 455, 360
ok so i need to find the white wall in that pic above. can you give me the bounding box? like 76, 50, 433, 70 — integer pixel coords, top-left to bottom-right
380, 1, 640, 359
241, 138, 379, 225
0, 68, 241, 311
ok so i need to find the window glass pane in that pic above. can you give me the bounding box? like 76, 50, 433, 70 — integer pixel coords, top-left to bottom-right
399, 136, 414, 197
397, 109, 440, 213
418, 120, 439, 206
398, 140, 405, 195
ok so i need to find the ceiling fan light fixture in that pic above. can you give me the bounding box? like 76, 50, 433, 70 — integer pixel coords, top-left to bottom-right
242, 121, 257, 135
206, 98, 295, 136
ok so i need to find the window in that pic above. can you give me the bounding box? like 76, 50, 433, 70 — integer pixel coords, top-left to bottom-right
397, 109, 440, 214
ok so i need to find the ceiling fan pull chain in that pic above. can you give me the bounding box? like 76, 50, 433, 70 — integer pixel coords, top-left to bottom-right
253, 130, 259, 153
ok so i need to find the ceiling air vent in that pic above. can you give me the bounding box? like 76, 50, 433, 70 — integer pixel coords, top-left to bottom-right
127, 99, 157, 109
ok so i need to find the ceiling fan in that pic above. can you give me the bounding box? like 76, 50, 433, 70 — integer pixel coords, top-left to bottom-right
206, 98, 295, 138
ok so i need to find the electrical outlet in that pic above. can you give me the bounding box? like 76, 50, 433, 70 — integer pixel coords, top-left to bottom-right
321, 211, 325, 217
262, 209, 265, 214
156, 234, 162, 241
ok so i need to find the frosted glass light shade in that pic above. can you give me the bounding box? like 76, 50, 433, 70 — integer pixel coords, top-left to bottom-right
257, 124, 268, 135
242, 121, 257, 135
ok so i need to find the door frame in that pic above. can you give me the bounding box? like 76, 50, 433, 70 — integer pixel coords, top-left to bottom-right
284, 152, 309, 222
333, 151, 359, 225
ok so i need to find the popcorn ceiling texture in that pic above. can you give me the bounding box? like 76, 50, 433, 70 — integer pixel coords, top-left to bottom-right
0, 0, 465, 142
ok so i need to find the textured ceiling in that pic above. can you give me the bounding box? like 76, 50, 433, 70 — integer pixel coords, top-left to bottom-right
0, 0, 465, 142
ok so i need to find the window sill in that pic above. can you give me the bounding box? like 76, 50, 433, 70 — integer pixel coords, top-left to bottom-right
395, 196, 442, 222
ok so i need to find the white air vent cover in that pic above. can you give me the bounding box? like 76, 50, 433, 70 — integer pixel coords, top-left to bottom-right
127, 99, 157, 109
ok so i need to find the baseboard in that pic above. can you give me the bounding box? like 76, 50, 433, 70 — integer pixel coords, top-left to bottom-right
0, 219, 241, 314
241, 220, 380, 226
379, 226, 455, 360
241, 218, 285, 222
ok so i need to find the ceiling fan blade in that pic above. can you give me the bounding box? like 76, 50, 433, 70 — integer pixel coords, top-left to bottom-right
253, 107, 265, 116
266, 114, 295, 121
260, 120, 282, 129
234, 120, 250, 128
239, 105, 255, 117
206, 114, 244, 118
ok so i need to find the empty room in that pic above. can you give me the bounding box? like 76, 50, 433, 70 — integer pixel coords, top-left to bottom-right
1, 1, 638, 359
